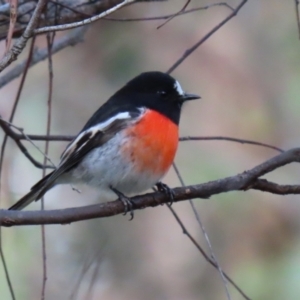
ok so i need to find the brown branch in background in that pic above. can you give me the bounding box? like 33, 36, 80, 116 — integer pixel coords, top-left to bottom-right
0, 112, 285, 170
84, 257, 102, 300
1, 147, 300, 226
6, 130, 282, 153
167, 0, 248, 74
69, 253, 96, 300
0, 36, 37, 189
156, 0, 191, 29
33, 0, 136, 35
0, 118, 55, 169
0, 0, 166, 41
179, 136, 284, 153
0, 247, 15, 300
171, 163, 233, 300
0, 116, 284, 169
295, 0, 300, 39
14, 132, 74, 142
104, 3, 234, 22
5, 0, 18, 53
0, 29, 37, 300
0, 17, 39, 300
69, 247, 107, 300
0, 0, 47, 72
251, 179, 300, 195
13, 138, 54, 169
40, 31, 54, 300
167, 203, 250, 300
0, 27, 87, 89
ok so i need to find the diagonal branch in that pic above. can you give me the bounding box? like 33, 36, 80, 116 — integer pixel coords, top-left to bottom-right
33, 0, 136, 35
1, 147, 300, 226
0, 27, 87, 89
0, 0, 167, 41
167, 0, 248, 73
0, 0, 47, 72
0, 117, 55, 169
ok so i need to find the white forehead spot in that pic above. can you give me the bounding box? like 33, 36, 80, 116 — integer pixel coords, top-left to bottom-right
174, 80, 184, 96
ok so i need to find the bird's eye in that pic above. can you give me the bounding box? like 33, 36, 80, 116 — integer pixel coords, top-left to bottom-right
157, 90, 167, 97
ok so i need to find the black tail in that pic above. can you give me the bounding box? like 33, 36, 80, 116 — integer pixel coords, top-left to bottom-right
9, 171, 55, 210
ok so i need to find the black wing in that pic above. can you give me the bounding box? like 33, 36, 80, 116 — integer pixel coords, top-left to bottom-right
36, 114, 140, 200
8, 115, 138, 210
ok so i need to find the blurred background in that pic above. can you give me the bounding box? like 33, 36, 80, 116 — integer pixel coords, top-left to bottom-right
1, 0, 300, 299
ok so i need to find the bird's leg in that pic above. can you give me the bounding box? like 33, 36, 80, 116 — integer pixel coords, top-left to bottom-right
155, 182, 175, 205
110, 186, 134, 220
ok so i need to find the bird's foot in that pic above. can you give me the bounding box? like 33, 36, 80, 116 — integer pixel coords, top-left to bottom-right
110, 186, 134, 220
156, 182, 175, 205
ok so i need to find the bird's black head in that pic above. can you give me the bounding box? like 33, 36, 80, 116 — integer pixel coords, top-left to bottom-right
114, 71, 200, 125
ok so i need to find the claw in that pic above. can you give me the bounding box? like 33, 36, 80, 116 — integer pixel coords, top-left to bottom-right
156, 182, 175, 205
110, 186, 134, 220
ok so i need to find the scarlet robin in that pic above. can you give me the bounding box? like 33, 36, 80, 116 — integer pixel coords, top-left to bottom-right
9, 71, 200, 217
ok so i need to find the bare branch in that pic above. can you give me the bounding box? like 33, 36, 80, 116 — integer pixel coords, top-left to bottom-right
179, 136, 284, 153
0, 0, 166, 41
251, 179, 300, 195
0, 27, 87, 89
167, 0, 248, 74
0, 0, 47, 72
7, 131, 283, 154
2, 147, 300, 226
295, 0, 300, 39
172, 163, 232, 300
167, 203, 250, 300
156, 0, 191, 30
33, 0, 136, 35
104, 3, 234, 22
5, 0, 18, 53
0, 117, 55, 169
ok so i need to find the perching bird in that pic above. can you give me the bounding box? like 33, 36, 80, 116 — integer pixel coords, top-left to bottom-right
9, 71, 200, 216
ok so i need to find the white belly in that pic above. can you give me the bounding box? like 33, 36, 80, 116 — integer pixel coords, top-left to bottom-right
59, 132, 163, 199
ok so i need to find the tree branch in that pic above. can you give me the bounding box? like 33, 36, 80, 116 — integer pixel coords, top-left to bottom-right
0, 0, 166, 41
167, 0, 248, 73
0, 27, 87, 89
33, 0, 136, 35
2, 147, 300, 226
0, 0, 47, 72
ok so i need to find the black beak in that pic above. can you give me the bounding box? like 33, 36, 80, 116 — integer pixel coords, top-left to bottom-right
181, 93, 201, 102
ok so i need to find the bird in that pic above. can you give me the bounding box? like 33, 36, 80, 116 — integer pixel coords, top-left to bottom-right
9, 71, 200, 217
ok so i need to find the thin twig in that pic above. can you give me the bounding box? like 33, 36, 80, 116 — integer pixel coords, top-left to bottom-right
0, 27, 87, 89
34, 0, 135, 35
84, 258, 102, 300
0, 30, 37, 300
6, 131, 283, 154
172, 163, 232, 300
5, 0, 18, 53
0, 36, 36, 194
41, 30, 55, 300
104, 3, 234, 22
69, 253, 95, 300
167, 204, 250, 300
179, 136, 284, 153
0, 246, 15, 300
167, 0, 248, 73
0, 118, 55, 169
156, 0, 191, 29
0, 0, 48, 72
295, 0, 300, 39
13, 133, 74, 142
251, 179, 300, 194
